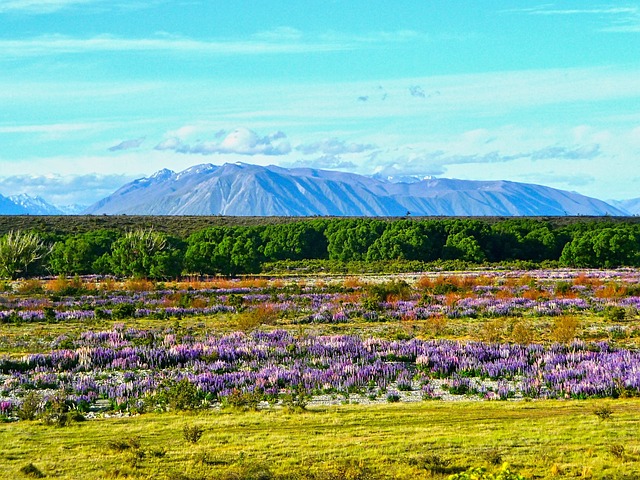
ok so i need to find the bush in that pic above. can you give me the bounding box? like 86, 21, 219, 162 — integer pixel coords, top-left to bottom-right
19, 463, 45, 478
155, 379, 201, 411
183, 424, 205, 444
17, 391, 42, 421
112, 303, 137, 320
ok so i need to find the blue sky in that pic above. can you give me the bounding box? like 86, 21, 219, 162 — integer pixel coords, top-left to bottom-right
1, 0, 640, 206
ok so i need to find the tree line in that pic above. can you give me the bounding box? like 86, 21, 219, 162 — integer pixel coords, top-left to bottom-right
1, 218, 639, 279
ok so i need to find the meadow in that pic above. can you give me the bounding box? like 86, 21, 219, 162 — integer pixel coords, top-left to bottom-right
1, 269, 640, 479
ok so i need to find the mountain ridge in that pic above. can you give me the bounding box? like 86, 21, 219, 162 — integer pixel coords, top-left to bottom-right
83, 163, 628, 217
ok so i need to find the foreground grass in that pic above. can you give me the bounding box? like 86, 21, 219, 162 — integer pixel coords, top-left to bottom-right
2, 400, 640, 479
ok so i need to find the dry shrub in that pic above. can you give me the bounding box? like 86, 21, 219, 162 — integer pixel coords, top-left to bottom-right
475, 275, 494, 287
510, 321, 535, 344
482, 318, 507, 343
15, 279, 43, 295
236, 305, 280, 331
573, 273, 602, 288
344, 276, 365, 289
124, 278, 154, 292
496, 288, 514, 299
337, 292, 362, 304
425, 316, 448, 337
238, 277, 268, 288
46, 275, 84, 293
416, 276, 434, 290
521, 288, 547, 301
444, 292, 461, 307
99, 277, 119, 292
190, 297, 208, 309
209, 278, 238, 289
551, 316, 579, 343
595, 283, 626, 299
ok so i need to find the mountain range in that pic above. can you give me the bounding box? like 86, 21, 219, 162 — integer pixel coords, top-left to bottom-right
0, 163, 637, 217
84, 163, 632, 216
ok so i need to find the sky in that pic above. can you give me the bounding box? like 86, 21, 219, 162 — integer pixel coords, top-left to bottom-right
1, 0, 640, 207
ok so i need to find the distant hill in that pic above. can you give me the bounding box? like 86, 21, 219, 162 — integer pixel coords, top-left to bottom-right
84, 162, 626, 217
614, 198, 640, 216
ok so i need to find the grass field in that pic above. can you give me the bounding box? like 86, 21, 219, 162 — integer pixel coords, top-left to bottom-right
2, 400, 640, 479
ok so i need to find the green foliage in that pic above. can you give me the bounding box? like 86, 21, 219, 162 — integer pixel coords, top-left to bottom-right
560, 225, 640, 268
326, 219, 386, 261
0, 230, 50, 279
3, 217, 640, 278
48, 230, 117, 276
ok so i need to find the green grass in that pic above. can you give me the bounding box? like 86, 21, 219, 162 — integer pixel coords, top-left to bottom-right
2, 400, 640, 479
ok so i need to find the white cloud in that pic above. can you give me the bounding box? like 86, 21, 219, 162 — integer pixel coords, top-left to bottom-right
0, 172, 133, 205
155, 127, 291, 156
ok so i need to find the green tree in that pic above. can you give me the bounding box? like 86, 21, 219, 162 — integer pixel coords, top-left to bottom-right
48, 230, 118, 276
560, 226, 640, 267
262, 221, 327, 261
110, 229, 183, 278
366, 221, 435, 261
0, 230, 51, 279
325, 219, 386, 261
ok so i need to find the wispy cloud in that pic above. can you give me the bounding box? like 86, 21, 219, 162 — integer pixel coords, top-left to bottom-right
108, 137, 145, 152
0, 122, 106, 134
295, 138, 376, 156
0, 34, 351, 57
515, 6, 638, 16
0, 0, 95, 14
0, 27, 444, 58
509, 4, 640, 32
0, 0, 173, 14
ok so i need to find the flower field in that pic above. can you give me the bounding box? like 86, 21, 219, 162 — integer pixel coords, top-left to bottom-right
1, 269, 640, 419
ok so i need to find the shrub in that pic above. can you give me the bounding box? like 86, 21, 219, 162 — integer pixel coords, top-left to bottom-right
107, 436, 142, 452
155, 379, 201, 411
222, 389, 262, 411
609, 443, 625, 460
367, 280, 411, 303
17, 391, 42, 421
386, 392, 401, 403
41, 390, 85, 427
409, 453, 451, 474
604, 306, 626, 322
593, 404, 613, 421
19, 463, 45, 478
183, 424, 205, 444
448, 463, 526, 480
112, 303, 136, 320
551, 316, 579, 343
